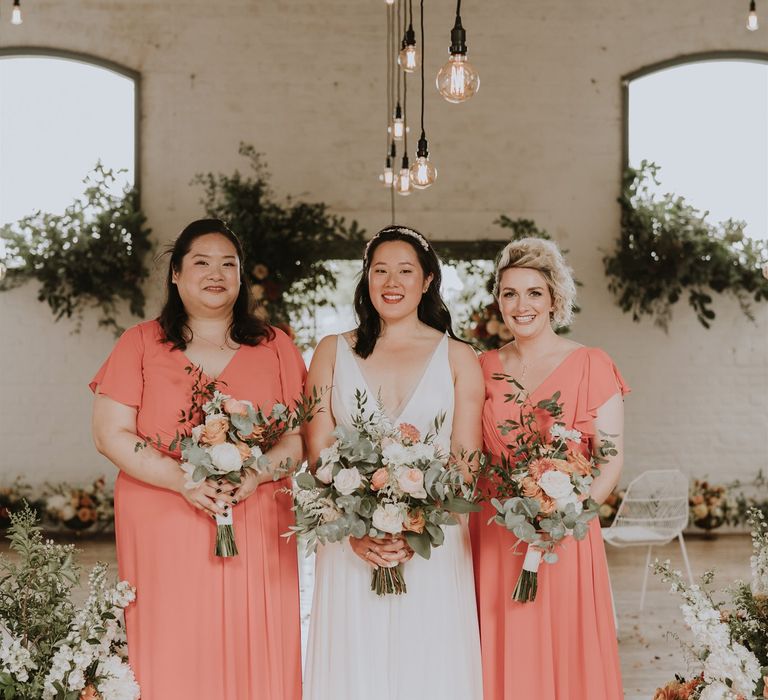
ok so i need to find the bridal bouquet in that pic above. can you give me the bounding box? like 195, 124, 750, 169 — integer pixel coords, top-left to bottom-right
290, 390, 478, 595
486, 373, 613, 602
138, 367, 321, 557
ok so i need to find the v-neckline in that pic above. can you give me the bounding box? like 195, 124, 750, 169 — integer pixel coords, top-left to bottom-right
341, 334, 447, 424
492, 345, 586, 398
175, 344, 243, 383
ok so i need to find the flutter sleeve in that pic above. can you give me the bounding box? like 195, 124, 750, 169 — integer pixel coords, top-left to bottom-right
88, 324, 145, 409
573, 347, 630, 438
271, 328, 308, 407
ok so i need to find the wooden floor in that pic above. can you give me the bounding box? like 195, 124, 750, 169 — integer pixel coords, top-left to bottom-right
2, 531, 752, 700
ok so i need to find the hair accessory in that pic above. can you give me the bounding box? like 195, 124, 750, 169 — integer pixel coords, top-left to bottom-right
364, 225, 430, 260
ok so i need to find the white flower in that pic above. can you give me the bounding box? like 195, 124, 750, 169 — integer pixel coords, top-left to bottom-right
208, 443, 243, 472
191, 424, 204, 443
205, 412, 229, 426
409, 442, 436, 463
316, 462, 334, 484
319, 443, 340, 466
395, 467, 427, 499
46, 493, 68, 513
372, 503, 404, 534
61, 505, 76, 520
538, 470, 574, 500
556, 493, 583, 515
333, 467, 362, 495
382, 442, 411, 467
95, 654, 140, 700
250, 445, 263, 461
549, 424, 582, 443
179, 462, 203, 489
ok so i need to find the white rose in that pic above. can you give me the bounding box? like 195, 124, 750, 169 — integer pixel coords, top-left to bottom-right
409, 443, 436, 463
316, 462, 334, 484
372, 503, 404, 534
333, 467, 362, 495
395, 467, 427, 499
46, 494, 68, 512
556, 493, 583, 515
205, 412, 228, 425
319, 443, 340, 466
61, 505, 76, 520
537, 470, 574, 500
382, 442, 410, 467
208, 442, 243, 472
549, 424, 582, 443
250, 445, 263, 460
191, 424, 204, 443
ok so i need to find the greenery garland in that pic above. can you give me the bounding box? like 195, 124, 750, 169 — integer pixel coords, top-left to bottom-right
604, 162, 768, 329
193, 144, 365, 346
0, 166, 152, 334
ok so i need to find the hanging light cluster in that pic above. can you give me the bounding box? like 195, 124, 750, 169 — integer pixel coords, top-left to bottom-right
379, 0, 478, 203
10, 0, 22, 24
747, 0, 759, 30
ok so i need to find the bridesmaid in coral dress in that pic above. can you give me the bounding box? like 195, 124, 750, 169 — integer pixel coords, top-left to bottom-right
90, 219, 305, 700
470, 237, 627, 700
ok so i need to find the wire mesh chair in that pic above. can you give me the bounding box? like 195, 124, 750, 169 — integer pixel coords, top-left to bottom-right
602, 469, 693, 610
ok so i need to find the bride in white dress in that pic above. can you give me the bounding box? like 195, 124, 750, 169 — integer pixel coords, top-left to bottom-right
303, 225, 484, 700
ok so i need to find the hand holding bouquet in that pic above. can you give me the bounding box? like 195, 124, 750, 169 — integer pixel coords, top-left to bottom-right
486, 374, 616, 602
290, 390, 478, 595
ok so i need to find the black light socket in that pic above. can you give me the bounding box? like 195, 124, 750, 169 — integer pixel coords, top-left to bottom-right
750, 0, 756, 10
403, 23, 417, 49
389, 141, 396, 159
449, 14, 468, 54
401, 155, 410, 169
394, 102, 403, 120
416, 132, 429, 158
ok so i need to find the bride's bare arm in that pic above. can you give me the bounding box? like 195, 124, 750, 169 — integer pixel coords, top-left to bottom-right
448, 341, 485, 477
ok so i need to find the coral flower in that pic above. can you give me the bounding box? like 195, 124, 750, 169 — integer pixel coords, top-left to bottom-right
397, 423, 421, 444
528, 458, 558, 481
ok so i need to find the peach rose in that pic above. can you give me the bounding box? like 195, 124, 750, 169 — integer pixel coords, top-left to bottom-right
567, 450, 593, 477
235, 440, 252, 462
201, 416, 229, 446
402, 510, 426, 533
528, 458, 558, 481
80, 686, 99, 700
371, 467, 389, 491
690, 494, 704, 505
77, 507, 96, 523
223, 398, 250, 416
397, 423, 421, 444
521, 476, 543, 499
551, 458, 576, 475
538, 495, 557, 516
652, 687, 679, 700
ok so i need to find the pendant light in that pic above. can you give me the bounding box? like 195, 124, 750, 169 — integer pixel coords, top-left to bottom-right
409, 0, 436, 188
747, 0, 759, 30
436, 0, 480, 103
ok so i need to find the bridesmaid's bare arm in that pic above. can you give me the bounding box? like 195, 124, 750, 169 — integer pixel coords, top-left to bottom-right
587, 393, 625, 504
92, 393, 231, 516
304, 335, 339, 466
448, 341, 484, 478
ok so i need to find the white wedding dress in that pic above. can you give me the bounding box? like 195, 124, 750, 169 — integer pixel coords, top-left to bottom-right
303, 334, 483, 700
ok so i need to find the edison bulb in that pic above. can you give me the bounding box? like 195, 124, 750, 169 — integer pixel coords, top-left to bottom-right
398, 45, 419, 73
11, 1, 22, 24
389, 117, 405, 142
747, 7, 759, 30
394, 167, 412, 196
385, 0, 395, 4
436, 54, 480, 103
379, 163, 394, 187
409, 157, 437, 189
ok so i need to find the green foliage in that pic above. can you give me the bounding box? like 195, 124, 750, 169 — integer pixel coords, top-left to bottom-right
604, 162, 768, 329
0, 506, 79, 698
193, 144, 365, 345
0, 166, 152, 335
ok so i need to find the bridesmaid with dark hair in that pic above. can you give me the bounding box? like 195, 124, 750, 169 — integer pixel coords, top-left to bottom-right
90, 219, 305, 699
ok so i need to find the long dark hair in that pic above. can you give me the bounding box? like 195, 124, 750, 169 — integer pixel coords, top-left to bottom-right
353, 225, 459, 358
157, 218, 273, 349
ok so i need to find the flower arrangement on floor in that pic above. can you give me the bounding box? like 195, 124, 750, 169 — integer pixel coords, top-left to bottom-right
653, 508, 768, 700
290, 390, 478, 595
598, 487, 626, 528
44, 477, 114, 534
484, 375, 612, 602
0, 507, 139, 700
689, 479, 732, 536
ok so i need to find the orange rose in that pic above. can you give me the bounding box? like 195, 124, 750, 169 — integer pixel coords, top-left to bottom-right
567, 450, 593, 476
201, 417, 229, 446
538, 495, 557, 516
528, 458, 558, 481
402, 510, 426, 533
235, 441, 252, 462
77, 507, 96, 523
397, 423, 421, 444
80, 686, 99, 700
370, 468, 389, 491
552, 458, 576, 475
652, 688, 678, 700
521, 476, 543, 499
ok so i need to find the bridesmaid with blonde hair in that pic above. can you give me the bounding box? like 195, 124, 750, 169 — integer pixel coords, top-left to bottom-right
470, 237, 627, 699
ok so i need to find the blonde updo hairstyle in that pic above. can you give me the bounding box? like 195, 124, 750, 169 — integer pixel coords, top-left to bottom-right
493, 237, 576, 330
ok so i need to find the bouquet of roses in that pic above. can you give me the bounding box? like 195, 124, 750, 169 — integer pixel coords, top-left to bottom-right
289, 390, 478, 595
485, 373, 615, 602
138, 367, 321, 558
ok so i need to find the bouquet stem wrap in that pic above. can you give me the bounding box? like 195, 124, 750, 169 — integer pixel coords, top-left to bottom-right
215, 510, 238, 558
371, 562, 407, 596
512, 546, 542, 602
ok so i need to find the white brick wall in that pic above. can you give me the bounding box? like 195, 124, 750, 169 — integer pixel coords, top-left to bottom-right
0, 0, 765, 486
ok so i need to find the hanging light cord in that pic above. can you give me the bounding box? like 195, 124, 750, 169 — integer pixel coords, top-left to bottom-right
456, 0, 461, 15
386, 3, 392, 154
420, 0, 425, 139
402, 0, 409, 157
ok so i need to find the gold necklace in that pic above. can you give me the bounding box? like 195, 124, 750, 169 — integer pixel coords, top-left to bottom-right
194, 333, 237, 351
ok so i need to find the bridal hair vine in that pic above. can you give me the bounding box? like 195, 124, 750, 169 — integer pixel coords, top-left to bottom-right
363, 225, 430, 261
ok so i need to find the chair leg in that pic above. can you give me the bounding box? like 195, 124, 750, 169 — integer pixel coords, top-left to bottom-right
678, 533, 694, 585
640, 545, 653, 611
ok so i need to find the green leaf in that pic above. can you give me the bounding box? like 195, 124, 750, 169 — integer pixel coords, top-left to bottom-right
404, 530, 432, 560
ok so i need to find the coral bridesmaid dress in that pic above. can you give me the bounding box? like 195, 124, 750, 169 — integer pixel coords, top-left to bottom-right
470, 346, 627, 700
90, 320, 304, 700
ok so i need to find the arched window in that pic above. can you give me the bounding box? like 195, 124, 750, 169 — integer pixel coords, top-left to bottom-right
624, 53, 768, 240
0, 49, 138, 226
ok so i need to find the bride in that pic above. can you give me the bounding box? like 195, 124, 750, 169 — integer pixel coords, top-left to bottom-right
303, 225, 484, 700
